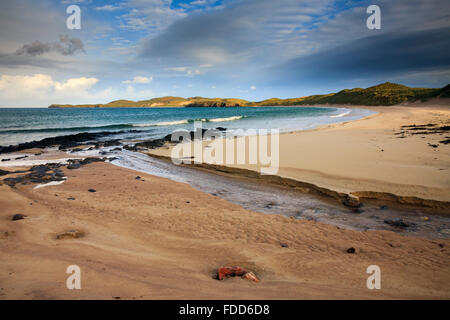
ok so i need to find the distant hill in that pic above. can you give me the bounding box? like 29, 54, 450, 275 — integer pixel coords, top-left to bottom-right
49, 82, 449, 108
49, 96, 249, 108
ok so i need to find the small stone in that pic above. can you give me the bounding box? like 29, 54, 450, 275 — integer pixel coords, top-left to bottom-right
12, 214, 26, 221
135, 176, 141, 180
280, 243, 289, 248
67, 163, 81, 170
242, 272, 260, 283
379, 205, 388, 210
342, 195, 361, 208
88, 189, 96, 193
423, 216, 430, 221
67, 197, 76, 200
346, 247, 356, 254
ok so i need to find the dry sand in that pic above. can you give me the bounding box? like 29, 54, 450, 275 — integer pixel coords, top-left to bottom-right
0, 162, 449, 299
1, 104, 449, 300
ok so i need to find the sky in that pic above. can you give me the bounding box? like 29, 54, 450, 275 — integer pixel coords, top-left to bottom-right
0, 0, 449, 107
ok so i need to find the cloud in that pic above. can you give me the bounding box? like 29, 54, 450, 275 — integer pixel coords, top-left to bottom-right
95, 4, 123, 11
122, 76, 153, 84
0, 74, 99, 106
118, 0, 187, 32
138, 0, 331, 65
15, 41, 51, 56
165, 66, 203, 76
15, 35, 85, 57
53, 35, 85, 56
271, 27, 450, 85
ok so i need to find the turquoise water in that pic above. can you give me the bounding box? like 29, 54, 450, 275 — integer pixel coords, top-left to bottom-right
0, 106, 373, 146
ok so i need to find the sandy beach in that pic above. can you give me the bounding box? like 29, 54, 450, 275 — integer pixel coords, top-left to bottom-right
149, 103, 450, 206
1, 103, 449, 300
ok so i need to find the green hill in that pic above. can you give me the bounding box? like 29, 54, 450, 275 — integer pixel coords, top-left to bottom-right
49, 82, 449, 108
249, 82, 446, 106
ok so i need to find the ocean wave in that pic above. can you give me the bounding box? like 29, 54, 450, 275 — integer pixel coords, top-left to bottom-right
330, 110, 351, 118
207, 116, 243, 122
133, 116, 244, 126
133, 120, 189, 127
0, 115, 245, 134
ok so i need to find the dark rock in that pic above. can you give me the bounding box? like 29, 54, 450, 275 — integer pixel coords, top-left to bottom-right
15, 155, 28, 160
70, 148, 83, 153
1, 158, 10, 162
0, 169, 10, 176
216, 127, 227, 131
428, 143, 439, 148
342, 196, 361, 208
379, 205, 388, 210
102, 140, 121, 147
135, 176, 141, 180
0, 130, 128, 154
88, 189, 96, 193
346, 247, 356, 254
384, 218, 414, 229
280, 243, 289, 248
264, 202, 277, 209
12, 214, 26, 221
67, 163, 81, 170
54, 170, 65, 177
3, 163, 66, 187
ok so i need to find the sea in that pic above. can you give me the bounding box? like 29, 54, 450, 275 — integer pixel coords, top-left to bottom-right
0, 106, 372, 147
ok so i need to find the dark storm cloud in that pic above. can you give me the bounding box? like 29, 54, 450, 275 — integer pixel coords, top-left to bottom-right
54, 35, 85, 56
15, 35, 85, 57
270, 27, 450, 84
15, 40, 51, 56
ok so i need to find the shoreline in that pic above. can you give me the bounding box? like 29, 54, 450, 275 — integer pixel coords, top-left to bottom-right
147, 104, 450, 208
145, 152, 450, 213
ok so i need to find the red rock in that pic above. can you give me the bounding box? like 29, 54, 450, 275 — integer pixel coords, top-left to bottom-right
217, 266, 259, 282
217, 266, 247, 280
